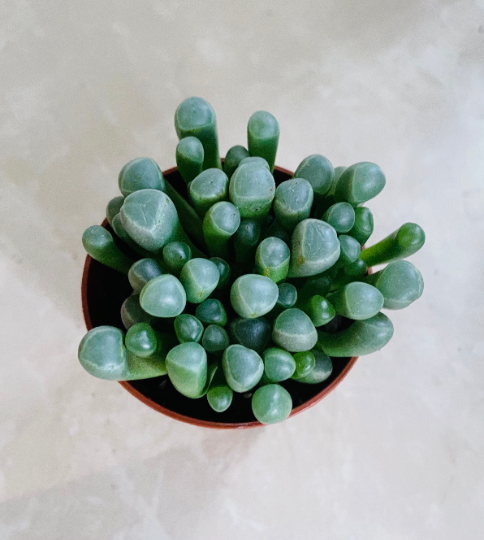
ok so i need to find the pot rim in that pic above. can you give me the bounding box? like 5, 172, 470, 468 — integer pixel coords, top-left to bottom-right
81, 164, 360, 429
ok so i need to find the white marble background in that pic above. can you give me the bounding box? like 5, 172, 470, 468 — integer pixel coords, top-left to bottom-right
1, 0, 483, 538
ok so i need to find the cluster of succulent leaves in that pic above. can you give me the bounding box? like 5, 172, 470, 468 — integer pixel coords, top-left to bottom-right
79, 97, 425, 425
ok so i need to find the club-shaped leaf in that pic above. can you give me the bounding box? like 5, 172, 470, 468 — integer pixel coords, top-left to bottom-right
274, 178, 314, 230
78, 326, 128, 380
316, 312, 394, 356
196, 298, 227, 326
224, 145, 250, 178
230, 274, 279, 318
189, 169, 229, 216
296, 349, 333, 384
106, 196, 124, 227
327, 282, 383, 320
180, 258, 220, 303
175, 97, 221, 169
176, 136, 204, 184
140, 274, 187, 317
322, 202, 355, 233
247, 111, 279, 172
125, 322, 158, 358
288, 219, 340, 278
334, 162, 386, 205
206, 365, 233, 412
229, 163, 275, 220
359, 223, 426, 267
82, 225, 134, 274
363, 260, 424, 309
174, 314, 204, 343
348, 206, 374, 245
163, 241, 192, 274
222, 344, 264, 393
202, 325, 230, 354
166, 342, 208, 398
203, 201, 240, 258
228, 317, 272, 354
272, 308, 318, 352
120, 189, 184, 252
294, 154, 334, 197
251, 384, 292, 424
263, 347, 296, 383
255, 237, 290, 283
121, 294, 155, 330
128, 258, 164, 293
118, 157, 166, 197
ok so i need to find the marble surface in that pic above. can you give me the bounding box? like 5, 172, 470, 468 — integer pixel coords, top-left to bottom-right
1, 0, 484, 538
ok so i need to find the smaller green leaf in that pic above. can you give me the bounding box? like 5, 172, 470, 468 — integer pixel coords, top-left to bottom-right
251, 384, 292, 424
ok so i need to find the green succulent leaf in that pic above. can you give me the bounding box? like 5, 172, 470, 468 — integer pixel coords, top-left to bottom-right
125, 322, 157, 358
364, 260, 424, 309
118, 158, 166, 198
82, 225, 134, 274
288, 219, 340, 278
121, 294, 155, 330
247, 111, 280, 172
163, 241, 192, 274
233, 219, 262, 263
175, 97, 221, 170
222, 344, 264, 393
203, 201, 240, 258
179, 258, 220, 303
230, 274, 279, 319
120, 189, 185, 253
291, 350, 316, 380
229, 163, 275, 220
251, 384, 292, 425
176, 136, 204, 184
359, 223, 426, 267
316, 312, 394, 357
263, 347, 296, 382
326, 282, 383, 320
238, 156, 270, 170
106, 196, 125, 227
322, 202, 356, 233
334, 162, 386, 205
228, 317, 272, 354
296, 349, 333, 384
272, 308, 318, 352
255, 237, 290, 283
210, 257, 231, 289
224, 145, 250, 178
140, 274, 187, 317
78, 326, 128, 380
166, 342, 208, 398
294, 154, 334, 197
274, 178, 314, 230
189, 168, 229, 216
202, 325, 230, 354
128, 258, 164, 293
196, 298, 228, 326
299, 295, 336, 327
348, 206, 374, 245
207, 365, 233, 412
174, 314, 204, 343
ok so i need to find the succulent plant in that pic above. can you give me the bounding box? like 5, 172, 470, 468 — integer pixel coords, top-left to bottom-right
79, 97, 425, 425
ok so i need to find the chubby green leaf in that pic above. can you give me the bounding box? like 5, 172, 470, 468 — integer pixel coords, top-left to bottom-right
316, 312, 394, 356
118, 157, 165, 198
166, 342, 208, 398
251, 384, 292, 424
222, 344, 264, 393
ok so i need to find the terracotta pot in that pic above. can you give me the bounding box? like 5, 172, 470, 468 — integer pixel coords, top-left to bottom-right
81, 164, 359, 429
